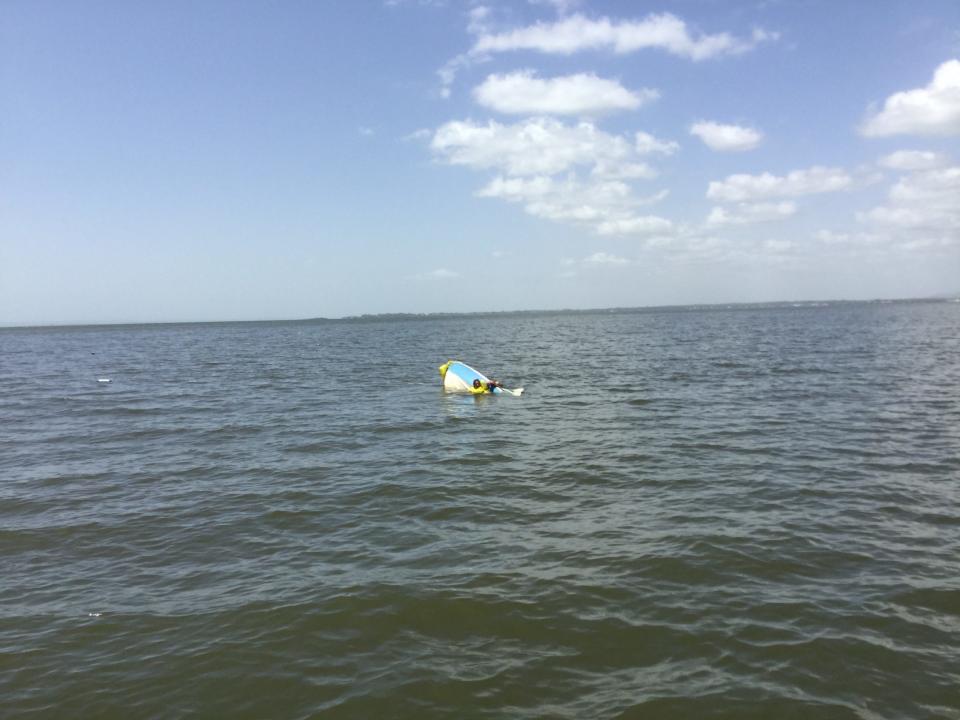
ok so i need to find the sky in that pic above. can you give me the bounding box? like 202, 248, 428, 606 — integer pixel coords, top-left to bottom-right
1, 0, 959, 324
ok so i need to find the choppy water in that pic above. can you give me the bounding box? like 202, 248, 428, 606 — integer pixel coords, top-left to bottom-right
2, 301, 959, 718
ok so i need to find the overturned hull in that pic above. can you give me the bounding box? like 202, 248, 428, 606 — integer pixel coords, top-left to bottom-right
438, 361, 523, 396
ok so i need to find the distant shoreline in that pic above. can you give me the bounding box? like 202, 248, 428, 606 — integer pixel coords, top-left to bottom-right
2, 296, 957, 331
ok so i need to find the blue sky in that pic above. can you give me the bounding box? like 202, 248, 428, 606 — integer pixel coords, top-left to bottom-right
2, 0, 959, 324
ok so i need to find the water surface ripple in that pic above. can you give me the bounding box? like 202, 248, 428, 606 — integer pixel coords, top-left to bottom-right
1, 302, 959, 718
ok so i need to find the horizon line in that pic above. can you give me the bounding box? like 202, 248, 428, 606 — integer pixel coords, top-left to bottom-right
2, 295, 957, 331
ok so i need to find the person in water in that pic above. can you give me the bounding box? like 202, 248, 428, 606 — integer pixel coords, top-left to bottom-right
471, 378, 503, 394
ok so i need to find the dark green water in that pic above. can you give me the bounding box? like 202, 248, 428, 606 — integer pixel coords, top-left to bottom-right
2, 301, 959, 718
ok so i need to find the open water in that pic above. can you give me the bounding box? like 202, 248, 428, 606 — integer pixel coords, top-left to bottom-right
1, 301, 959, 719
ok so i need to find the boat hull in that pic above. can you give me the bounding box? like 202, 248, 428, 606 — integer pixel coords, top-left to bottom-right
441, 361, 522, 395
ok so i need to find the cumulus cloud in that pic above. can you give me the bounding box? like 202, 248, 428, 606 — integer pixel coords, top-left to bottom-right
706, 201, 797, 226
558, 251, 632, 277
690, 121, 763, 151
431, 117, 637, 176
467, 6, 492, 34
476, 173, 669, 230
426, 268, 460, 279
815, 230, 883, 246
436, 6, 494, 98
861, 59, 960, 137
471, 12, 776, 61
473, 70, 658, 116
591, 160, 657, 180
476, 175, 554, 202
706, 166, 852, 202
858, 166, 960, 238
635, 131, 680, 155
439, 9, 775, 96
635, 188, 670, 205
817, 165, 959, 257
529, 0, 582, 16
596, 215, 674, 236
584, 252, 630, 265
437, 55, 473, 99
430, 118, 677, 237
877, 150, 950, 171
439, 9, 774, 96
404, 128, 433, 142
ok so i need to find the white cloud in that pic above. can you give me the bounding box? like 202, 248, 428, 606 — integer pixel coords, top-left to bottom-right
889, 166, 960, 208
653, 233, 728, 262
471, 12, 776, 61
473, 70, 658, 116
427, 268, 460, 279
877, 150, 950, 171
690, 121, 763, 151
467, 6, 492, 35
358, 126, 374, 137
706, 201, 797, 226
529, 0, 581, 16
437, 6, 493, 98
386, 0, 447, 8
477, 174, 663, 227
431, 118, 678, 237
404, 128, 433, 142
861, 59, 960, 137
596, 215, 674, 236
476, 175, 554, 201
815, 229, 883, 246
859, 166, 960, 237
439, 10, 775, 97
707, 166, 852, 202
437, 54, 472, 99
559, 252, 631, 274
584, 252, 630, 265
636, 189, 670, 205
591, 160, 657, 180
472, 175, 675, 237
635, 131, 679, 155
432, 117, 637, 176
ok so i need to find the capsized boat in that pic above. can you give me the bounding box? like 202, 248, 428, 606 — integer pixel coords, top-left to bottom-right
438, 360, 524, 396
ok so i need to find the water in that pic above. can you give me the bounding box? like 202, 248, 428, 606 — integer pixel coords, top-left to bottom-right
2, 301, 958, 718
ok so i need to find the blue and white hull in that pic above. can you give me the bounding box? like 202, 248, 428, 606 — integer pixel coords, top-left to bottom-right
439, 361, 523, 396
